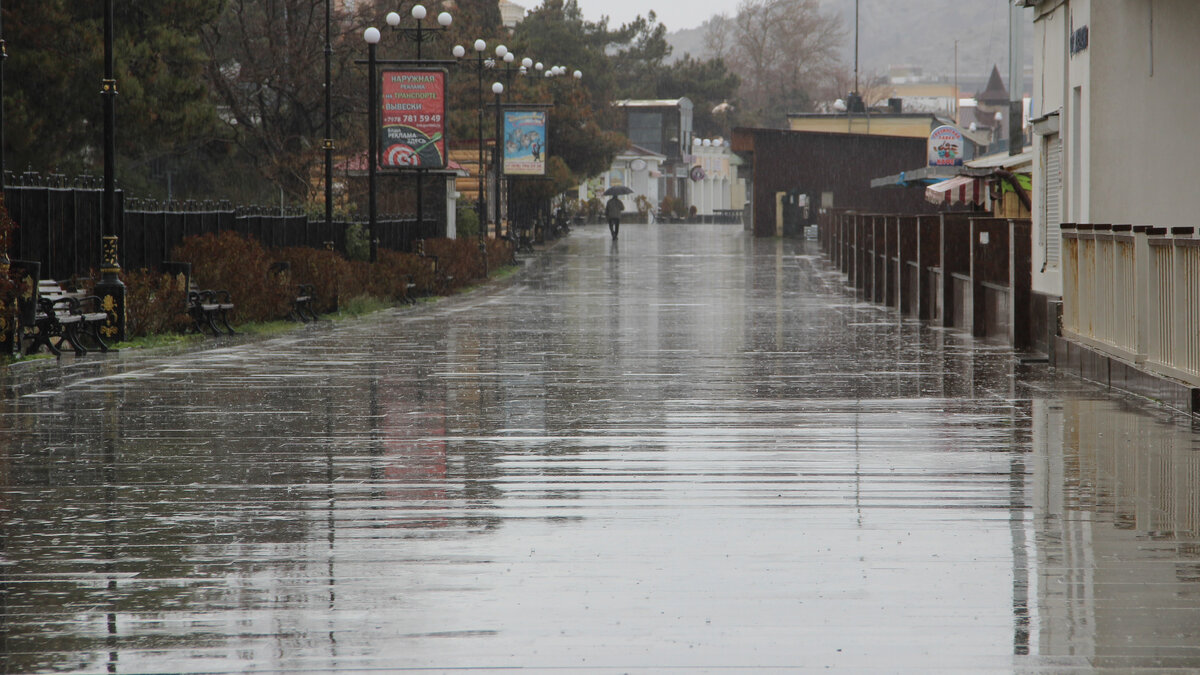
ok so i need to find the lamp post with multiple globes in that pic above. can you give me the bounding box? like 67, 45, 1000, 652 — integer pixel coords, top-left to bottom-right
451, 39, 495, 239
361, 5, 453, 262
490, 80, 504, 235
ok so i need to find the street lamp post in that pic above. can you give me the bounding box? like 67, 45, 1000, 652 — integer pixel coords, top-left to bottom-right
361, 8, 453, 261
384, 6, 452, 243
492, 54, 535, 240
491, 45, 509, 240
0, 0, 9, 355
520, 57, 533, 88
452, 40, 494, 240
491, 81, 504, 236
0, 0, 6, 188
94, 0, 125, 343
490, 46, 523, 239
323, 0, 334, 242
386, 5, 452, 60
364, 27, 380, 262
501, 51, 517, 99
535, 65, 581, 242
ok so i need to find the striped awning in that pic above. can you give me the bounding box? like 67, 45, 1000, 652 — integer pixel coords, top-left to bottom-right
925, 175, 987, 206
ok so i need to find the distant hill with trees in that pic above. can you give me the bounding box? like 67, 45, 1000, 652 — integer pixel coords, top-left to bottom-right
668, 0, 1032, 94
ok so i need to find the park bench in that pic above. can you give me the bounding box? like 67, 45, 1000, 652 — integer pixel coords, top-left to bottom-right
10, 261, 112, 357
550, 208, 571, 238
294, 283, 319, 321
510, 220, 535, 253
714, 208, 744, 224
269, 262, 321, 322
416, 239, 453, 295
162, 261, 236, 336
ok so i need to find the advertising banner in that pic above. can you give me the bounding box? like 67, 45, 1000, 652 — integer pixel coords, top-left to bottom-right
381, 69, 446, 169
927, 125, 964, 167
503, 110, 547, 176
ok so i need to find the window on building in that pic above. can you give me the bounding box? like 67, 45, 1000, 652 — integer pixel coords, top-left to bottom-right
663, 116, 680, 160
628, 112, 663, 154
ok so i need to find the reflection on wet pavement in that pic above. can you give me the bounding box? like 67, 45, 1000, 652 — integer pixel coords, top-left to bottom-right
2, 224, 1200, 672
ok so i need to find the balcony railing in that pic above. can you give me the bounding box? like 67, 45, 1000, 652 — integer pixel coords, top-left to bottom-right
1062, 224, 1200, 386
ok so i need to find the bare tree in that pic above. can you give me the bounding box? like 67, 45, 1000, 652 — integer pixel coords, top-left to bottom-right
814, 68, 891, 111
200, 0, 368, 203
707, 0, 845, 127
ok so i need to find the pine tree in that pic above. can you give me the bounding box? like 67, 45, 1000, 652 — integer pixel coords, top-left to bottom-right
3, 1, 223, 183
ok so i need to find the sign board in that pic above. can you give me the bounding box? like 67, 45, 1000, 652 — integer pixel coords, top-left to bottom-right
380, 69, 447, 169
928, 125, 964, 167
502, 110, 547, 176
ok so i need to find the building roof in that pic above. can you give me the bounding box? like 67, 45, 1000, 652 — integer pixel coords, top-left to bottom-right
499, 0, 525, 28
869, 146, 1033, 188
966, 148, 1033, 170
617, 144, 667, 160
613, 98, 693, 110
787, 111, 942, 121
977, 66, 1009, 104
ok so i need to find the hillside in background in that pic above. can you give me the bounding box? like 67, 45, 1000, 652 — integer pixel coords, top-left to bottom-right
666, 0, 1033, 95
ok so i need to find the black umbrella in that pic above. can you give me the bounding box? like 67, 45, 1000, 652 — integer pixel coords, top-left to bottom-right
603, 185, 634, 196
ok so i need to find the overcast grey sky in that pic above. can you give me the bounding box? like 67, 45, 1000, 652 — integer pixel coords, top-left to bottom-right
566, 0, 1029, 85
573, 0, 721, 31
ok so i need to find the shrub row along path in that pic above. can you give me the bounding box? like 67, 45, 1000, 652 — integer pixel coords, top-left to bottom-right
3, 223, 1200, 672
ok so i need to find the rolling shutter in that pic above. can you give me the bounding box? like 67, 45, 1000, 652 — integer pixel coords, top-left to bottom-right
1043, 134, 1063, 268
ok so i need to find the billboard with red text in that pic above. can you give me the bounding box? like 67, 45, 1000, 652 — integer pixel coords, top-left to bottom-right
381, 69, 447, 169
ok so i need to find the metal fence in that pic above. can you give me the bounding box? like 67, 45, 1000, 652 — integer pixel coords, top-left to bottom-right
818, 209, 1033, 349
5, 180, 439, 280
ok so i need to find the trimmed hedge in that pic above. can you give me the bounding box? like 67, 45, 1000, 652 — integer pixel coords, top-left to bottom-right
122, 268, 191, 338
111, 231, 516, 334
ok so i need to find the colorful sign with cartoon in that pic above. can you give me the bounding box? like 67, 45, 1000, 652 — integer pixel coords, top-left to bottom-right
381, 70, 446, 169
502, 110, 547, 176
927, 125, 964, 167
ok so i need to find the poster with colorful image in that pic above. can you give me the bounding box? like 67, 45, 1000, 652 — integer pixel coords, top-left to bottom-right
381, 69, 446, 169
503, 110, 547, 176
927, 125, 964, 167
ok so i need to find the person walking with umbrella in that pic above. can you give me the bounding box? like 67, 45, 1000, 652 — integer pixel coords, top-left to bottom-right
604, 186, 632, 239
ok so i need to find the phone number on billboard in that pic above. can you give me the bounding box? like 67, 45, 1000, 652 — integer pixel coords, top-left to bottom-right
395, 114, 441, 124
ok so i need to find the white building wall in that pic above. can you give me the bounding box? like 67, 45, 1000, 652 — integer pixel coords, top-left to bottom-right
1090, 2, 1200, 229
1029, 0, 1088, 298
1067, 0, 1092, 228
687, 140, 742, 216
1030, 2, 1065, 296
588, 153, 665, 217
1029, 0, 1200, 323
1034, 0, 1200, 297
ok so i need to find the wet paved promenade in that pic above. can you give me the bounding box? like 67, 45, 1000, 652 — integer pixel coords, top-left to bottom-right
5, 223, 1200, 673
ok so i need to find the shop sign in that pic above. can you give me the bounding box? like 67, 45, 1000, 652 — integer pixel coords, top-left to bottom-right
928, 125, 964, 167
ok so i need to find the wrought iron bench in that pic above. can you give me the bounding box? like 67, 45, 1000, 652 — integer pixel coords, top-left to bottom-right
162, 261, 236, 336
10, 261, 113, 357
269, 261, 321, 322
416, 239, 452, 296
